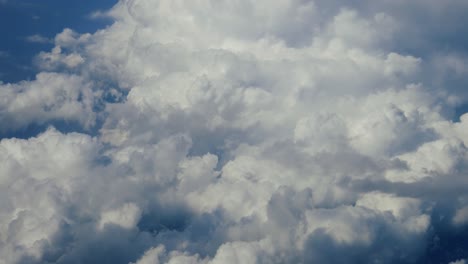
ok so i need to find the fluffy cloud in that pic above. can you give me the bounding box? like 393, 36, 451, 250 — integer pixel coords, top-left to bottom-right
0, 72, 97, 134
1, 0, 468, 263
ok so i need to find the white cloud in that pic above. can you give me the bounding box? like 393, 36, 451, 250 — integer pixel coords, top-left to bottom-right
0, 72, 97, 132
89, 10, 107, 20
98, 203, 142, 230
2, 0, 468, 263
26, 34, 52, 44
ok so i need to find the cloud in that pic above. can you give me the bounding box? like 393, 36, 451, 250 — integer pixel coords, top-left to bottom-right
0, 72, 97, 133
88, 10, 113, 20
450, 260, 467, 264
1, 0, 468, 263
25, 34, 52, 44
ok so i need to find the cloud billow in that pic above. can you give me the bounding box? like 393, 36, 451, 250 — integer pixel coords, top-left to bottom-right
1, 0, 468, 263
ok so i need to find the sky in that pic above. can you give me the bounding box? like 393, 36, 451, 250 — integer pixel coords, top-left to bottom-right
0, 0, 115, 82
1, 1, 468, 264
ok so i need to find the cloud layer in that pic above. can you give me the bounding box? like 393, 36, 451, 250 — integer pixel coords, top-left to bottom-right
1, 1, 468, 263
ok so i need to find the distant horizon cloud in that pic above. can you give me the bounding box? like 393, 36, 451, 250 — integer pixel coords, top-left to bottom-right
1, 1, 468, 264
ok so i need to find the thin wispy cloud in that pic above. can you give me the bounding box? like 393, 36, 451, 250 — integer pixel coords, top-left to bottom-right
88, 10, 112, 20
25, 34, 52, 44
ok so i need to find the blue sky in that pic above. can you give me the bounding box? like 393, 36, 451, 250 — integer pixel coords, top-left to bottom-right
0, 0, 116, 82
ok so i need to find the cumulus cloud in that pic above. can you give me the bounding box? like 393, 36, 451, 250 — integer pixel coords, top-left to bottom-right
1, 0, 468, 263
0, 72, 98, 134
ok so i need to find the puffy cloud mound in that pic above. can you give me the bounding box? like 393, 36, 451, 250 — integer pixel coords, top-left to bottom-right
1, 0, 468, 263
